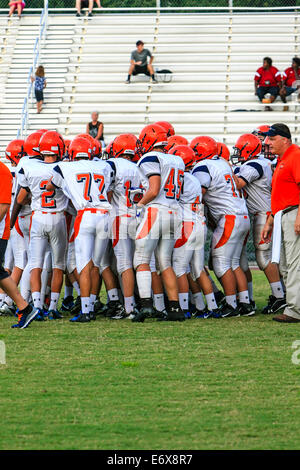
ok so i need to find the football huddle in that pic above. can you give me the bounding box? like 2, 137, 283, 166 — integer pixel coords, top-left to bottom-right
0, 120, 286, 328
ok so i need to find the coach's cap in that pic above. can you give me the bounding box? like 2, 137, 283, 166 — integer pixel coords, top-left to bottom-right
263, 123, 292, 139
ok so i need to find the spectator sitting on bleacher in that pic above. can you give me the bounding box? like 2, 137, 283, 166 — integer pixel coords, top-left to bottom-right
75, 0, 102, 18
86, 111, 104, 145
8, 0, 25, 19
279, 57, 300, 108
125, 41, 158, 84
254, 57, 281, 111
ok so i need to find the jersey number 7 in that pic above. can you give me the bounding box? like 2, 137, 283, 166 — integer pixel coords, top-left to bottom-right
76, 173, 106, 202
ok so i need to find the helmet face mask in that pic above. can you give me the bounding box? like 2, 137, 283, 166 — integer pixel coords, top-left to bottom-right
230, 146, 243, 166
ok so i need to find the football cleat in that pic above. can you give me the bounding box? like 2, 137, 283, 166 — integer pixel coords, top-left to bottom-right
11, 307, 39, 329
104, 300, 124, 318
61, 296, 74, 312
0, 302, 16, 317
237, 302, 256, 317
183, 310, 192, 319
89, 312, 97, 321
110, 305, 128, 320
220, 303, 240, 318
70, 312, 90, 323
262, 295, 287, 315
48, 309, 63, 320
194, 308, 213, 319
132, 298, 154, 323
164, 306, 185, 322
70, 296, 81, 316
94, 300, 108, 316
34, 308, 46, 321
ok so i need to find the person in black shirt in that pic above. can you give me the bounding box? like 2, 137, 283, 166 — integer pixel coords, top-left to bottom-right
86, 111, 104, 143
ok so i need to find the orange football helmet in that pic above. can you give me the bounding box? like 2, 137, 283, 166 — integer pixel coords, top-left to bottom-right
155, 121, 175, 138
165, 135, 189, 152
111, 134, 137, 159
217, 142, 230, 161
24, 130, 47, 157
252, 125, 275, 160
138, 124, 168, 154
169, 145, 195, 170
231, 133, 262, 165
39, 131, 65, 159
93, 139, 102, 159
69, 137, 93, 161
5, 139, 26, 165
190, 136, 218, 162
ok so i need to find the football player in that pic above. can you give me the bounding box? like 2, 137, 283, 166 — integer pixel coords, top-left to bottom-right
47, 136, 114, 323
232, 133, 286, 315
107, 133, 146, 319
171, 144, 221, 319
17, 130, 68, 320
191, 136, 253, 317
133, 123, 185, 322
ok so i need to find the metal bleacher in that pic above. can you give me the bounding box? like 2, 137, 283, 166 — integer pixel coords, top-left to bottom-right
0, 10, 300, 158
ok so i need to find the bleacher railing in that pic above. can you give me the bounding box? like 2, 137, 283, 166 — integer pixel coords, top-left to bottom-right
17, 0, 48, 139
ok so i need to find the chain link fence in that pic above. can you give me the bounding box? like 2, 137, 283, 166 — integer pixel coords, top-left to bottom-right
0, 0, 298, 11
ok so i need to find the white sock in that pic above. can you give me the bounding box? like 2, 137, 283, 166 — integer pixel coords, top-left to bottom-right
107, 288, 119, 301
226, 295, 237, 308
32, 291, 42, 310
154, 293, 165, 312
64, 286, 73, 298
89, 294, 97, 312
205, 292, 218, 311
193, 292, 206, 311
239, 290, 250, 304
4, 296, 13, 306
81, 296, 90, 314
124, 296, 135, 314
248, 282, 253, 301
73, 281, 80, 296
178, 293, 189, 311
49, 292, 60, 311
136, 271, 152, 299
270, 281, 284, 299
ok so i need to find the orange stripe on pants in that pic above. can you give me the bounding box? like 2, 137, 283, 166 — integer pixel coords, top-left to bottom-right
174, 221, 194, 248
136, 207, 158, 240
215, 215, 236, 249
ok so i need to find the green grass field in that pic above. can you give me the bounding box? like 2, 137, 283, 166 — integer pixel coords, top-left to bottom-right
1, 270, 300, 450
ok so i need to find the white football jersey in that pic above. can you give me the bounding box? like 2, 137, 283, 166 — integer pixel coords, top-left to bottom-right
236, 155, 272, 214
18, 158, 68, 213
137, 151, 185, 209
51, 159, 113, 211
192, 156, 248, 222
107, 157, 148, 215
14, 157, 32, 217
180, 172, 203, 221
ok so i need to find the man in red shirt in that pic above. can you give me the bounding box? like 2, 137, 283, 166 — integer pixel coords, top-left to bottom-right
0, 160, 38, 328
261, 123, 300, 323
279, 57, 300, 104
254, 57, 281, 109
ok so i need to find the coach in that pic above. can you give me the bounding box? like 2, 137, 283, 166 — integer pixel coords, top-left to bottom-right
262, 123, 300, 323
